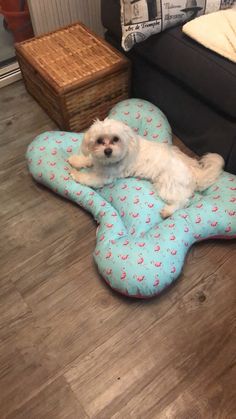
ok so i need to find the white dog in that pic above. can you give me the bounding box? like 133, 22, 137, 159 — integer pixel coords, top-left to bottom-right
69, 118, 224, 218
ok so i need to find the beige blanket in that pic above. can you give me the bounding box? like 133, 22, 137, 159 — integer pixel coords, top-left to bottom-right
183, 9, 236, 63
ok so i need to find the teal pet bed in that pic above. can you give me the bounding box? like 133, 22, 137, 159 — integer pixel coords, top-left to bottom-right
27, 99, 236, 298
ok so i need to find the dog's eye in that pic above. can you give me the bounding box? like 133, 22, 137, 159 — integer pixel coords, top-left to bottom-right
96, 137, 103, 145
113, 136, 119, 143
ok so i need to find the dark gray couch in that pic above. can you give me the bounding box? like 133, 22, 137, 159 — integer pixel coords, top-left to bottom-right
101, 0, 236, 173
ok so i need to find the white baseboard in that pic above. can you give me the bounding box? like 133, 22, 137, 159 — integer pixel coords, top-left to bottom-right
0, 62, 22, 88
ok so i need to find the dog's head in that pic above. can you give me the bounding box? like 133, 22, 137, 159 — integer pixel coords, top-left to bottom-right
81, 118, 139, 165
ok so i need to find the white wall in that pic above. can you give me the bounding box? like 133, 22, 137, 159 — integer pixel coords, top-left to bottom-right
28, 0, 104, 37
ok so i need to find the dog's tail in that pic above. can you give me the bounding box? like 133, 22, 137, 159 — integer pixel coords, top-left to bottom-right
195, 153, 224, 191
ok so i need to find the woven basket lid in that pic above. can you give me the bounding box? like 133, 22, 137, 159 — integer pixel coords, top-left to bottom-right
16, 22, 129, 93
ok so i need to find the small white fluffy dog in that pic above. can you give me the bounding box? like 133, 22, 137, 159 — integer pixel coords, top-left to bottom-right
69, 118, 224, 218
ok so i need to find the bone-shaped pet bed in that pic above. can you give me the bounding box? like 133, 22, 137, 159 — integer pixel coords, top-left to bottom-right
27, 99, 236, 298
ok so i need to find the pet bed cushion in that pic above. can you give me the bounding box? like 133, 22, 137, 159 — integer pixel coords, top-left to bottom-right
27, 99, 236, 298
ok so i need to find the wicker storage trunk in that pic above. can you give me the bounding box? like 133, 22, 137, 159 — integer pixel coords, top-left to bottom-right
15, 22, 130, 132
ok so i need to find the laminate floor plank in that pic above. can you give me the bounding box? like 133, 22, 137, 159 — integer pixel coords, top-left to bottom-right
6, 377, 89, 419
64, 244, 236, 418
0, 81, 235, 419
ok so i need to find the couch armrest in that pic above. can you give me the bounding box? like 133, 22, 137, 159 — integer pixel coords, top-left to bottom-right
101, 0, 122, 41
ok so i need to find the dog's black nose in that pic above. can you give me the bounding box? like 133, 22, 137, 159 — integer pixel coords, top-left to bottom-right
104, 148, 112, 157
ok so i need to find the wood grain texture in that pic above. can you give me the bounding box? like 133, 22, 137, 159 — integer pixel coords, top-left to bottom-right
0, 81, 235, 419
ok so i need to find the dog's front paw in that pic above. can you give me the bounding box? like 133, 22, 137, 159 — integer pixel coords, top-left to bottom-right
68, 155, 81, 168
68, 154, 92, 169
70, 169, 91, 186
70, 168, 84, 183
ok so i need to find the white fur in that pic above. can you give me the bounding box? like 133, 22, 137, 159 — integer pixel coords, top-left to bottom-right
68, 118, 224, 218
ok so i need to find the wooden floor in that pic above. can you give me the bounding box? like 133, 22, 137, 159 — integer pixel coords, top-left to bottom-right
0, 81, 235, 419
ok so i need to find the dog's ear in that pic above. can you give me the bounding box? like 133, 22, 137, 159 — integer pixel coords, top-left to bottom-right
123, 124, 139, 154
81, 119, 101, 156
81, 130, 91, 156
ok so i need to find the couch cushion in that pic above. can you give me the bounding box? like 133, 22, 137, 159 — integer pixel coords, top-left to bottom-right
134, 26, 236, 119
